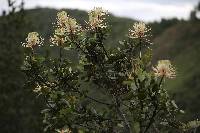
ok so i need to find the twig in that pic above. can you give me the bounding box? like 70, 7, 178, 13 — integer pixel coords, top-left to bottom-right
85, 95, 112, 106
159, 76, 164, 87
60, 81, 108, 107
95, 27, 109, 59
139, 37, 142, 61
75, 41, 88, 55
101, 43, 109, 59
143, 105, 159, 133
59, 46, 62, 64
115, 97, 132, 133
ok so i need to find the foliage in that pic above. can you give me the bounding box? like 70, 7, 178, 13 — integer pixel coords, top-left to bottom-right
0, 1, 43, 133
22, 8, 199, 133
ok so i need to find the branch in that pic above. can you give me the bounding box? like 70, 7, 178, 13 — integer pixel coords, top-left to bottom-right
37, 71, 112, 107
44, 95, 56, 112
100, 43, 109, 59
75, 41, 88, 55
143, 105, 159, 133
115, 97, 132, 133
59, 46, 62, 64
159, 76, 164, 87
139, 37, 142, 61
85, 95, 112, 106
95, 27, 109, 59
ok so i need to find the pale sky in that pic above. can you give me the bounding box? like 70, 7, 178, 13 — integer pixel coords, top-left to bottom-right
0, 0, 199, 22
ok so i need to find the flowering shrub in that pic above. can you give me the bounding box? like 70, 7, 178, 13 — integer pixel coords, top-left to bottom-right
22, 7, 200, 133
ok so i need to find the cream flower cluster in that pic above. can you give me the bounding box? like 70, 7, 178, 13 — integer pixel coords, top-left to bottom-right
23, 32, 42, 49
51, 11, 81, 46
51, 35, 66, 46
88, 7, 108, 29
129, 22, 151, 39
56, 11, 81, 35
51, 27, 66, 46
57, 11, 69, 27
153, 60, 176, 79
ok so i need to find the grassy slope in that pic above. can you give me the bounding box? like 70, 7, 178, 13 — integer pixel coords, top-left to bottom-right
153, 21, 200, 120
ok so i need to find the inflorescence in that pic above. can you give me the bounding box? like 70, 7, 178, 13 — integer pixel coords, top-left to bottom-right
23, 32, 43, 49
129, 22, 152, 44
88, 7, 108, 30
51, 11, 82, 46
153, 60, 176, 79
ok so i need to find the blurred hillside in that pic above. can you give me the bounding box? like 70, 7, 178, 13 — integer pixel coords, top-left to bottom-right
153, 21, 200, 120
0, 7, 200, 132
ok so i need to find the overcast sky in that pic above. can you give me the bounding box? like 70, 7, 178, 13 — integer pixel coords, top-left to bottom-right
0, 0, 199, 22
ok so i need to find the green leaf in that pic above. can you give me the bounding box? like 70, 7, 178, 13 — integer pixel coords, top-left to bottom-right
35, 55, 45, 63
123, 80, 133, 86
138, 91, 146, 100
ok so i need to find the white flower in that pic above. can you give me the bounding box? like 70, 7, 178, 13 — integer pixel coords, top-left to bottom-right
50, 35, 66, 46
51, 27, 66, 46
88, 7, 108, 29
56, 11, 81, 35
24, 32, 41, 49
55, 27, 66, 36
33, 84, 42, 93
57, 11, 68, 27
69, 67, 72, 73
51, 11, 82, 47
129, 22, 151, 39
65, 17, 81, 34
187, 120, 200, 129
153, 60, 176, 79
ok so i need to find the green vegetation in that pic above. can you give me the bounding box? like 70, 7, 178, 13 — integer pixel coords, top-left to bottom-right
25, 8, 200, 121
21, 8, 196, 133
0, 5, 200, 133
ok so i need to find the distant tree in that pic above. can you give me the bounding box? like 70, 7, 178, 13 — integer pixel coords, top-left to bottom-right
0, 0, 43, 133
149, 18, 179, 37
190, 10, 198, 21
197, 1, 200, 11
190, 1, 200, 21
